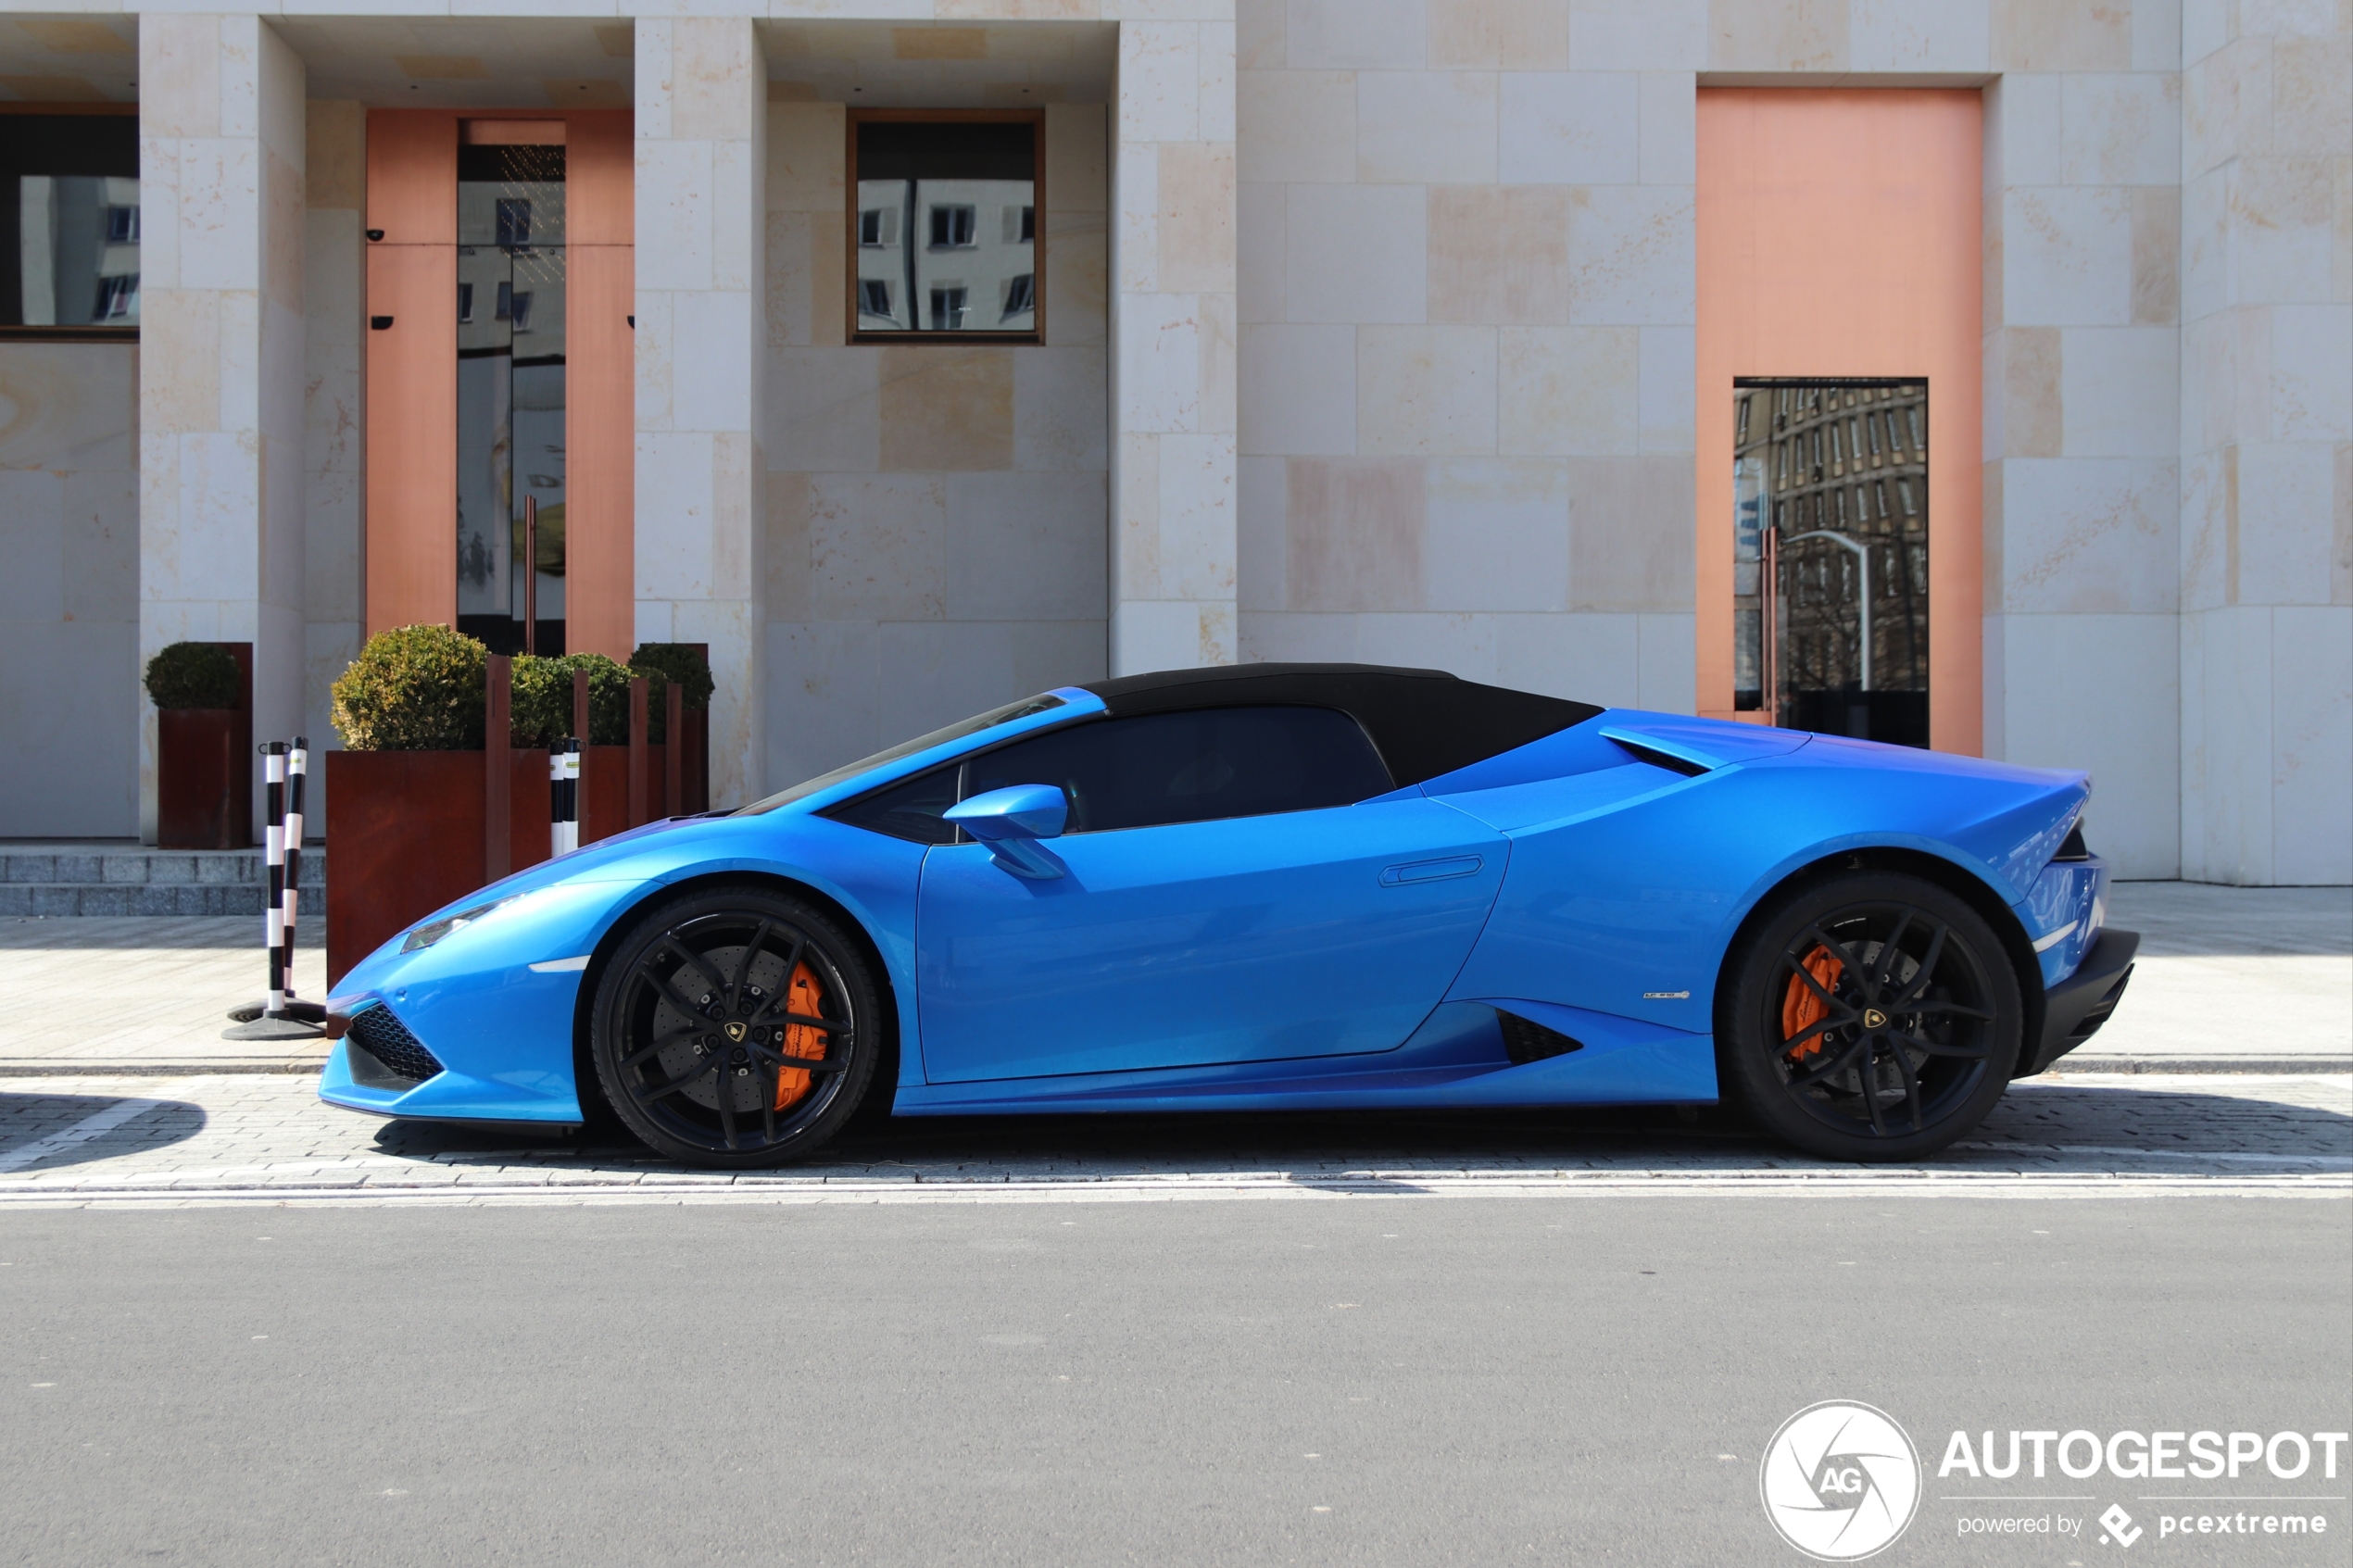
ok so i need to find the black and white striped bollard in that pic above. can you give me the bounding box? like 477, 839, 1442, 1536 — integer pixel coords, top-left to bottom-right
223, 738, 324, 1039
551, 737, 580, 857
282, 736, 308, 1002
263, 741, 288, 1016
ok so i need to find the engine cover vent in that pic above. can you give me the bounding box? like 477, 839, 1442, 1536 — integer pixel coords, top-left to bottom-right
1497, 1011, 1584, 1065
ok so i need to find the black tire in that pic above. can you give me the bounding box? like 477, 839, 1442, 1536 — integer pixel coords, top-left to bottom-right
589, 885, 884, 1168
1717, 871, 2023, 1161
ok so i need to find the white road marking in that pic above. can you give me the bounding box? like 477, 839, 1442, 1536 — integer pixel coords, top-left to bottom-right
0, 1098, 169, 1173
0, 1169, 2345, 1209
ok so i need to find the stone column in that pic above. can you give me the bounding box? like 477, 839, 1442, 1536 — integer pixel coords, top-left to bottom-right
304, 100, 365, 819
1111, 14, 1239, 673
636, 18, 766, 804
2177, 0, 2352, 884
1980, 12, 2187, 879
138, 14, 306, 839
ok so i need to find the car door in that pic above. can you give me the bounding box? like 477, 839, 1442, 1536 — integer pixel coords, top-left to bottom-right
906, 705, 1508, 1083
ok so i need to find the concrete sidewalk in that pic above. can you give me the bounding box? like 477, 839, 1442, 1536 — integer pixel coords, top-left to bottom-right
0, 917, 329, 1073
2057, 881, 2350, 1074
0, 881, 2343, 1076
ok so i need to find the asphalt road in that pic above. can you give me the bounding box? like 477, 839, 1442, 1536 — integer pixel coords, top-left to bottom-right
3, 1194, 2347, 1567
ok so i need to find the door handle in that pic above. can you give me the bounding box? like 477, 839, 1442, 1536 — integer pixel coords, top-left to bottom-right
1379, 855, 1482, 886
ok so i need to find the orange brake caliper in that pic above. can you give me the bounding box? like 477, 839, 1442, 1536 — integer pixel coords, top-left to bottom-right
773, 962, 828, 1111
1780, 947, 1844, 1062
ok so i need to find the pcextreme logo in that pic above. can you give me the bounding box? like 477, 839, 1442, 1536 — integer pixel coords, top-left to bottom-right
1760, 1401, 1924, 1562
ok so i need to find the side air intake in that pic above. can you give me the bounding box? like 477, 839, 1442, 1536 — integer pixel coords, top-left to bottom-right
345, 1005, 445, 1086
1497, 1011, 1584, 1065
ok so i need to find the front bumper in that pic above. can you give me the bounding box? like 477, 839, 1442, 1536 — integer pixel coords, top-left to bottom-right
2017, 925, 2139, 1077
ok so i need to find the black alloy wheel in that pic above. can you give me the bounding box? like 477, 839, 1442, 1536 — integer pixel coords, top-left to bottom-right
1717, 872, 2023, 1161
589, 886, 882, 1168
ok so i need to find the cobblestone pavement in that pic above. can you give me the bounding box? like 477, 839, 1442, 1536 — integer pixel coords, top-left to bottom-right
0, 1071, 2343, 1207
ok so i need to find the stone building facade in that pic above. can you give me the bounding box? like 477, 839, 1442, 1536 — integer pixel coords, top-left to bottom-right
0, 0, 2344, 884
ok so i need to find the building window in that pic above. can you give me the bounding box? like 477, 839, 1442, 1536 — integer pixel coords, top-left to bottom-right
0, 111, 139, 336
928, 204, 977, 249
849, 111, 1042, 342
496, 197, 534, 249
1000, 273, 1035, 322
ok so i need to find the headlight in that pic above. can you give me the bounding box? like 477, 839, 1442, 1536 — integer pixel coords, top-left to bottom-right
400, 895, 522, 953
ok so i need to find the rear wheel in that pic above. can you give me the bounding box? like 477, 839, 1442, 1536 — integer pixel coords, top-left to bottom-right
1718, 872, 2022, 1161
589, 886, 882, 1168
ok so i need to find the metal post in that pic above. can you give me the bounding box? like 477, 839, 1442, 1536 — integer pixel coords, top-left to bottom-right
550, 745, 572, 859
562, 740, 581, 854
283, 737, 307, 1000
1761, 527, 1779, 725
664, 681, 684, 819
627, 677, 648, 828
484, 653, 512, 881
572, 667, 591, 841
220, 739, 323, 1040
260, 743, 286, 1019
522, 495, 539, 656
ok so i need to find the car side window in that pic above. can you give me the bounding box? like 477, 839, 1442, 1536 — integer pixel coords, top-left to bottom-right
965, 706, 1391, 834
826, 761, 962, 845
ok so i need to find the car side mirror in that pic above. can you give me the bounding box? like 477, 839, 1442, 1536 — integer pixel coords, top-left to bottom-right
944, 784, 1067, 880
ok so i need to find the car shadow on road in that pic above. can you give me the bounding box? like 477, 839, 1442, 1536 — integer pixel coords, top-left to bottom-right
0, 1089, 207, 1173
370, 1101, 1773, 1172
363, 1079, 2351, 1176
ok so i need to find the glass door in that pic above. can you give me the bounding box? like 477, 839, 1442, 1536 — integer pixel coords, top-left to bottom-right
455, 135, 567, 656
1732, 380, 1930, 747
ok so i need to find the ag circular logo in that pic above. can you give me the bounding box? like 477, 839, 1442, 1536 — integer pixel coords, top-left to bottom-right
1759, 1400, 1922, 1561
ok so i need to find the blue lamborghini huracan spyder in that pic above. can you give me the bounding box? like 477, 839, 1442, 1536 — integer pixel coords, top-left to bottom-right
321, 663, 2137, 1166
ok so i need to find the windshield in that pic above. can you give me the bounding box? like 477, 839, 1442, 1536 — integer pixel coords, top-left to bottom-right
734, 694, 1069, 815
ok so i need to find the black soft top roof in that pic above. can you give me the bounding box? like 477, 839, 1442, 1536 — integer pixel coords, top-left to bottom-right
1080, 664, 1604, 787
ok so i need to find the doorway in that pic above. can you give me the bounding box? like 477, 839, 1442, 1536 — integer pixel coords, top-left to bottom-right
1733, 379, 1930, 747
1694, 88, 1982, 752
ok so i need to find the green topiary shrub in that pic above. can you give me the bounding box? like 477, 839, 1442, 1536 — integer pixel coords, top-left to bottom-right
628, 643, 713, 745
565, 652, 635, 746
144, 643, 241, 710
510, 650, 689, 747
506, 655, 566, 749
330, 624, 486, 750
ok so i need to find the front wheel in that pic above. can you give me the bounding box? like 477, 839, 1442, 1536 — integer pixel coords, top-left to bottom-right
1717, 872, 2023, 1161
589, 886, 883, 1168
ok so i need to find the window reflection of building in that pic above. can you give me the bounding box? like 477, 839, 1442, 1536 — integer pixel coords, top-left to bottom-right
857, 177, 1035, 332
455, 137, 569, 656
1732, 381, 1930, 747
1, 115, 141, 330
851, 116, 1039, 339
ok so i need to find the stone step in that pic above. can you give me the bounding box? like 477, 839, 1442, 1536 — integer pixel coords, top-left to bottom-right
0, 843, 326, 918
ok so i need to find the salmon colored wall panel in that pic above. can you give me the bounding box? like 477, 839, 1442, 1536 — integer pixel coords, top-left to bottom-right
366, 110, 456, 245
365, 243, 459, 635
568, 243, 636, 660
567, 111, 635, 246
1694, 89, 1983, 754
363, 108, 631, 650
